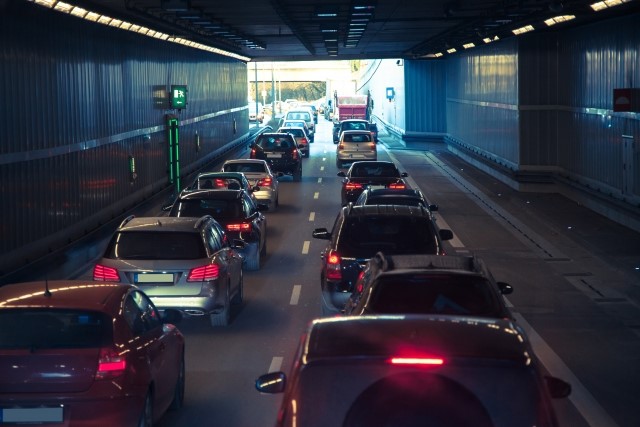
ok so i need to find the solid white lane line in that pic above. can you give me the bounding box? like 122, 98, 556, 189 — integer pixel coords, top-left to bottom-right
309, 212, 315, 221
290, 285, 301, 305
269, 357, 283, 373
302, 241, 310, 254
513, 313, 620, 427
314, 192, 319, 199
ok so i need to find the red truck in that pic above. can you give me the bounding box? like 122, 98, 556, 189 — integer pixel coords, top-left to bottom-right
334, 94, 369, 122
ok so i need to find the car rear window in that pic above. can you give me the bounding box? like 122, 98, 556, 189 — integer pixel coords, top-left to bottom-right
344, 122, 368, 131
281, 128, 304, 137
343, 133, 371, 143
366, 197, 423, 207
223, 163, 266, 173
105, 231, 206, 260
171, 199, 241, 220
257, 136, 294, 150
0, 309, 110, 349
337, 216, 438, 257
350, 164, 399, 177
368, 274, 503, 317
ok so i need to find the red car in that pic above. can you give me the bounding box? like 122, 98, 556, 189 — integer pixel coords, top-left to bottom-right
0, 281, 185, 427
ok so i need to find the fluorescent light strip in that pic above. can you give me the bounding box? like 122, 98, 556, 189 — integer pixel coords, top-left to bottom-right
545, 15, 576, 26
483, 35, 500, 43
512, 24, 534, 35
591, 0, 631, 11
26, 0, 251, 61
447, 48, 457, 53
463, 42, 475, 49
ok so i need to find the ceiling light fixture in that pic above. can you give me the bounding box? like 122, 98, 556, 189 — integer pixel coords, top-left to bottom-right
544, 15, 576, 26
590, 0, 631, 11
512, 24, 535, 35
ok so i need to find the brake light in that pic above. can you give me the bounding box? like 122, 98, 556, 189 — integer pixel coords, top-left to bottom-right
344, 182, 363, 190
214, 179, 226, 188
96, 348, 126, 380
93, 264, 120, 282
227, 223, 252, 232
257, 177, 272, 186
188, 264, 220, 281
338, 143, 345, 149
250, 147, 256, 158
388, 182, 407, 190
292, 149, 299, 160
369, 143, 376, 150
300, 138, 308, 145
325, 250, 342, 280
388, 357, 444, 366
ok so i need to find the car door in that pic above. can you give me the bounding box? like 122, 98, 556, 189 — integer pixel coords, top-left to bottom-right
123, 291, 176, 412
243, 193, 266, 251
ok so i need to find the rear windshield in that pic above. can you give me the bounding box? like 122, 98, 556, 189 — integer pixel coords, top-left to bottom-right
286, 112, 310, 121
0, 309, 110, 349
257, 136, 294, 150
105, 231, 206, 260
366, 197, 423, 207
343, 133, 371, 143
337, 216, 438, 257
343, 122, 368, 131
223, 163, 266, 173
281, 128, 305, 137
170, 199, 241, 221
198, 177, 242, 190
368, 274, 503, 317
350, 163, 399, 178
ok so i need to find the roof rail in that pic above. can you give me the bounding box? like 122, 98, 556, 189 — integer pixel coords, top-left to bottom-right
118, 215, 135, 228
194, 215, 213, 229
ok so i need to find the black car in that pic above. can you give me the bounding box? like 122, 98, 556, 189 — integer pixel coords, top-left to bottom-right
354, 187, 438, 212
343, 252, 514, 317
168, 189, 267, 271
250, 132, 302, 181
338, 161, 409, 206
333, 119, 370, 143
312, 204, 454, 315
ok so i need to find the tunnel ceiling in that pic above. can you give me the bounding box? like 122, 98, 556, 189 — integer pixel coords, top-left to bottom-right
70, 0, 638, 61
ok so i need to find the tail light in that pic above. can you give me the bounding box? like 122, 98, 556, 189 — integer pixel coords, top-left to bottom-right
250, 147, 256, 158
227, 223, 252, 232
369, 143, 376, 150
257, 177, 272, 186
344, 182, 363, 191
292, 149, 299, 160
338, 143, 345, 149
388, 182, 407, 190
388, 357, 444, 366
214, 179, 226, 188
93, 264, 120, 281
325, 250, 342, 280
188, 264, 220, 281
96, 347, 127, 380
299, 138, 308, 145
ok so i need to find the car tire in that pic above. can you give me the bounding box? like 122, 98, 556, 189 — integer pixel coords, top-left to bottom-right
231, 270, 244, 305
293, 167, 302, 182
210, 284, 230, 327
169, 356, 185, 411
245, 242, 261, 271
137, 391, 153, 427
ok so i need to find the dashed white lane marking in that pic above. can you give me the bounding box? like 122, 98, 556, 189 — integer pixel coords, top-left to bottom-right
320, 166, 325, 171
314, 192, 319, 199
290, 285, 301, 305
309, 212, 315, 221
302, 241, 310, 254
317, 177, 322, 183
269, 357, 283, 373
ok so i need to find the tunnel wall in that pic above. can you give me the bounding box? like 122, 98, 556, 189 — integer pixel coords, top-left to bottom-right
0, 2, 249, 276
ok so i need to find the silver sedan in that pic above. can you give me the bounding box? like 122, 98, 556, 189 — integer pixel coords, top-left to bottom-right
220, 159, 280, 210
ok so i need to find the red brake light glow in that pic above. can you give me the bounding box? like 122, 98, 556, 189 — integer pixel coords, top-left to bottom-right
344, 182, 363, 190
389, 357, 444, 366
257, 177, 272, 186
188, 264, 220, 281
250, 148, 256, 158
93, 264, 120, 281
96, 348, 127, 380
227, 223, 252, 232
388, 182, 407, 190
326, 250, 342, 280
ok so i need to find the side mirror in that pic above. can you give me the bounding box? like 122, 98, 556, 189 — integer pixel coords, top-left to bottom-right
497, 282, 513, 295
255, 372, 286, 394
312, 228, 331, 240
439, 229, 454, 241
545, 376, 571, 399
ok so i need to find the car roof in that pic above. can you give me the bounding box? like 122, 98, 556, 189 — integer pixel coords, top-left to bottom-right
118, 216, 209, 232
362, 188, 423, 198
258, 132, 295, 138
341, 130, 372, 134
345, 204, 430, 218
197, 171, 246, 180
0, 280, 130, 311
341, 119, 369, 123
303, 315, 529, 365
372, 253, 481, 272
178, 189, 243, 201
223, 159, 269, 165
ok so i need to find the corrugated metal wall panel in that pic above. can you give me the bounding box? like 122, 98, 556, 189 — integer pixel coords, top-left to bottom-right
0, 2, 248, 275
446, 39, 520, 165
404, 61, 447, 133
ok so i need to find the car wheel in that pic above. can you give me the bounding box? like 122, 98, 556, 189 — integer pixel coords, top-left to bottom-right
245, 242, 261, 271
169, 356, 185, 411
210, 284, 230, 327
293, 167, 302, 182
231, 270, 243, 305
138, 391, 153, 427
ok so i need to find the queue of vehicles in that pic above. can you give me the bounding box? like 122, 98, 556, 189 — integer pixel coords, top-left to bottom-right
0, 109, 572, 427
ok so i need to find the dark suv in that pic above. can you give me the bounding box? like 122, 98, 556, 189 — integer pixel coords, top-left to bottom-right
168, 189, 267, 271
343, 252, 514, 317
250, 132, 302, 181
312, 204, 453, 315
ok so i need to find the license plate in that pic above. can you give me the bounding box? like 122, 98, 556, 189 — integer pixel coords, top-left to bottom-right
350, 154, 365, 158
266, 153, 282, 158
1, 407, 64, 423
136, 273, 174, 283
